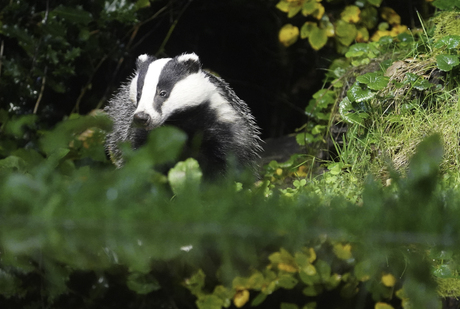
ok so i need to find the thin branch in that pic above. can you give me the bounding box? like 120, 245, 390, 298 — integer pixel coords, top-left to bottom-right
157, 0, 193, 56
33, 67, 47, 114
0, 40, 4, 78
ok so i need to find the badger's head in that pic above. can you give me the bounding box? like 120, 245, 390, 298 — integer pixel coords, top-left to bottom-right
129, 53, 216, 130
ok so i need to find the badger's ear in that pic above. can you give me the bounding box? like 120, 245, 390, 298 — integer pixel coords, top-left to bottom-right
136, 54, 156, 69
176, 53, 201, 73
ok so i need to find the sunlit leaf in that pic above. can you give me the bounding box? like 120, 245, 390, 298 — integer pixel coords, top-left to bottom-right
276, 0, 290, 12
341, 6, 361, 23
312, 3, 325, 20
233, 290, 249, 308
381, 273, 396, 287
345, 43, 368, 58
333, 243, 353, 260
197, 295, 224, 309
168, 158, 202, 195
302, 0, 317, 16
279, 24, 299, 47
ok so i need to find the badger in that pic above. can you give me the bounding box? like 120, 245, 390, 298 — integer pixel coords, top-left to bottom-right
104, 52, 262, 179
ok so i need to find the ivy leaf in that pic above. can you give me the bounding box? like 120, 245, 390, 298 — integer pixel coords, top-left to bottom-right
347, 82, 375, 102
434, 35, 460, 49
276, 0, 290, 13
309, 27, 328, 50
436, 54, 460, 72
356, 72, 389, 90
279, 24, 299, 47
341, 5, 361, 23
336, 20, 357, 47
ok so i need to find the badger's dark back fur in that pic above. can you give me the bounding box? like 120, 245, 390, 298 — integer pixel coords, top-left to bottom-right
104, 53, 262, 178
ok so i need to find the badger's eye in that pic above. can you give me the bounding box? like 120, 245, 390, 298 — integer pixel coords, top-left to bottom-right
159, 90, 167, 98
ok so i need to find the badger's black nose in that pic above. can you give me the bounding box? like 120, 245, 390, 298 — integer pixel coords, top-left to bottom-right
133, 112, 150, 127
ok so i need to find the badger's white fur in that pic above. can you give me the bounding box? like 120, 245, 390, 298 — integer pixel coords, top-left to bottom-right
105, 53, 262, 178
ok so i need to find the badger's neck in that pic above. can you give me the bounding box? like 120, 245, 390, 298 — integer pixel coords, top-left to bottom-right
165, 100, 237, 177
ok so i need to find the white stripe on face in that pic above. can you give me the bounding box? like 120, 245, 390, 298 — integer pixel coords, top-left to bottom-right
129, 73, 139, 105
134, 58, 171, 124
161, 73, 239, 123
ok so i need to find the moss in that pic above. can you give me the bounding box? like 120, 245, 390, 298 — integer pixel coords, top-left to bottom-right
433, 12, 460, 42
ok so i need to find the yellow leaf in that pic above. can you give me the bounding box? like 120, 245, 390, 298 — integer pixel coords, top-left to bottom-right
279, 24, 299, 47
278, 263, 298, 273
390, 24, 408, 36
341, 5, 361, 23
320, 19, 335, 37
381, 273, 396, 287
333, 243, 353, 260
371, 30, 391, 42
276, 0, 290, 13
296, 165, 308, 177
356, 27, 369, 42
276, 168, 283, 176
381, 7, 400, 25
233, 290, 250, 308
375, 302, 395, 309
307, 247, 316, 263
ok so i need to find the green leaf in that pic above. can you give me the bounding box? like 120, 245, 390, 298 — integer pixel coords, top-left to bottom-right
436, 54, 460, 72
345, 43, 368, 58
309, 27, 328, 50
335, 20, 357, 47
339, 97, 365, 126
278, 274, 298, 289
196, 295, 224, 309
347, 82, 375, 102
135, 0, 151, 10
168, 158, 203, 196
315, 260, 331, 281
434, 35, 460, 49
281, 303, 299, 309
52, 5, 93, 24
300, 22, 317, 39
251, 292, 267, 306
367, 0, 383, 6
356, 72, 389, 90
433, 265, 453, 278
126, 272, 161, 294
432, 0, 460, 10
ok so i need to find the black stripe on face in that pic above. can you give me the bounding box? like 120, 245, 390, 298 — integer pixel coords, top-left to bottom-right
136, 55, 156, 103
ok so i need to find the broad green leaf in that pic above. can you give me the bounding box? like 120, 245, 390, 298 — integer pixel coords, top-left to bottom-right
432, 0, 460, 10
375, 303, 394, 309
309, 27, 328, 50
278, 274, 298, 289
436, 54, 460, 72
360, 6, 378, 29
168, 158, 202, 195
288, 5, 302, 18
52, 5, 92, 24
300, 22, 317, 39
433, 265, 453, 278
302, 0, 317, 16
356, 72, 389, 90
347, 82, 375, 102
315, 260, 331, 281
341, 5, 361, 23
336, 20, 357, 47
434, 35, 460, 49
279, 24, 299, 47
345, 43, 368, 58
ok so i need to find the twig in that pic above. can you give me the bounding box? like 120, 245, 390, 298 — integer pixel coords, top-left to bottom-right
33, 67, 47, 114
0, 39, 4, 78
157, 0, 193, 56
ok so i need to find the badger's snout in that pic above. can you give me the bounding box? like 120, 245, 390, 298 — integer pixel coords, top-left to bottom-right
133, 111, 150, 128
